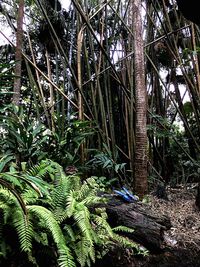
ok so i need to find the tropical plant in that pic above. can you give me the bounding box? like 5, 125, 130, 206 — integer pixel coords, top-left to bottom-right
0, 159, 147, 266
0, 102, 97, 171
86, 143, 127, 186
47, 118, 96, 167
1, 0, 199, 202
0, 104, 48, 170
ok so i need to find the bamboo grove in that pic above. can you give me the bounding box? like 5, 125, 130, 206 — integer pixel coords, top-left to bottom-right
0, 0, 200, 196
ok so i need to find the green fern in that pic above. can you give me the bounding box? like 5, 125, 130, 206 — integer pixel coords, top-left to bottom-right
73, 205, 92, 238
28, 205, 75, 267
0, 159, 147, 266
51, 174, 75, 210
21, 188, 40, 205
0, 202, 10, 224
13, 210, 33, 252
93, 214, 114, 239
112, 225, 135, 233
0, 188, 32, 253
0, 172, 22, 189
58, 249, 76, 267
63, 225, 76, 242
76, 237, 95, 267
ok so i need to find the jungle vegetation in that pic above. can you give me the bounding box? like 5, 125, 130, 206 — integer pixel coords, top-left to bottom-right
0, 0, 199, 266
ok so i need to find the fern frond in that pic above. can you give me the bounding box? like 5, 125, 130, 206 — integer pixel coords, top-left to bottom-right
112, 233, 140, 250
75, 237, 93, 267
85, 177, 100, 194
111, 226, 147, 255
53, 195, 76, 224
26, 159, 56, 179
28, 205, 63, 244
0, 202, 10, 224
28, 205, 75, 266
74, 205, 91, 236
0, 181, 27, 214
66, 175, 81, 191
0, 172, 22, 188
65, 190, 77, 218
51, 175, 72, 210
63, 225, 76, 242
13, 211, 33, 252
77, 178, 105, 206
112, 225, 135, 233
88, 241, 95, 263
58, 248, 76, 267
77, 182, 90, 201
21, 188, 39, 205
33, 231, 48, 246
93, 215, 114, 238
83, 196, 104, 206
21, 174, 49, 196
0, 189, 32, 252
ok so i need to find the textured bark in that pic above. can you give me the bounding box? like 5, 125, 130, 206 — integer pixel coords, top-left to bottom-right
103, 197, 171, 252
13, 0, 24, 105
92, 198, 200, 267
132, 0, 148, 197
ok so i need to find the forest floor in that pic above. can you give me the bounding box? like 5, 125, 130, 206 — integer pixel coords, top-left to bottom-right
148, 184, 200, 254
94, 185, 200, 267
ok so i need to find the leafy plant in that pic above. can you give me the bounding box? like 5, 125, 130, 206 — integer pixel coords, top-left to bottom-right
0, 105, 48, 170
87, 143, 127, 185
91, 175, 117, 191
0, 159, 146, 266
46, 119, 96, 167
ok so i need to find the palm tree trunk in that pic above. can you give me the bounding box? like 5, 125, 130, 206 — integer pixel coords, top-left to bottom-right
132, 0, 148, 197
13, 0, 24, 105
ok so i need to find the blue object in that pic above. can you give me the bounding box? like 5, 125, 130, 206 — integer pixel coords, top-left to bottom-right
113, 187, 139, 202
122, 187, 139, 201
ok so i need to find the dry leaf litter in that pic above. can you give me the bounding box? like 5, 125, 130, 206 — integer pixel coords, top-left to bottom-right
148, 185, 200, 254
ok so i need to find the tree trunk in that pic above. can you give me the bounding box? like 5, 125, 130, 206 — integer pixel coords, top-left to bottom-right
132, 0, 148, 197
13, 0, 24, 105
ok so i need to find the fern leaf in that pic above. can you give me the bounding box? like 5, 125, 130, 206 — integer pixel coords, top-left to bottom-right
93, 215, 114, 238
88, 196, 104, 206
63, 225, 76, 242
113, 233, 140, 250
75, 238, 92, 267
58, 249, 76, 267
13, 211, 33, 252
28, 205, 75, 266
0, 173, 22, 188
65, 191, 76, 218
88, 242, 95, 263
28, 205, 63, 244
51, 175, 71, 210
0, 202, 10, 224
112, 225, 135, 233
74, 206, 91, 236
0, 180, 27, 214
77, 182, 90, 201
21, 188, 39, 205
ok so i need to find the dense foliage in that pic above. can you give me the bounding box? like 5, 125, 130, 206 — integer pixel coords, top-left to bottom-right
0, 159, 145, 266
0, 0, 200, 265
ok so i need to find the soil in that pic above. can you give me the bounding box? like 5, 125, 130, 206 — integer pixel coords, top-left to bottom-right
149, 184, 200, 254
141, 184, 200, 267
